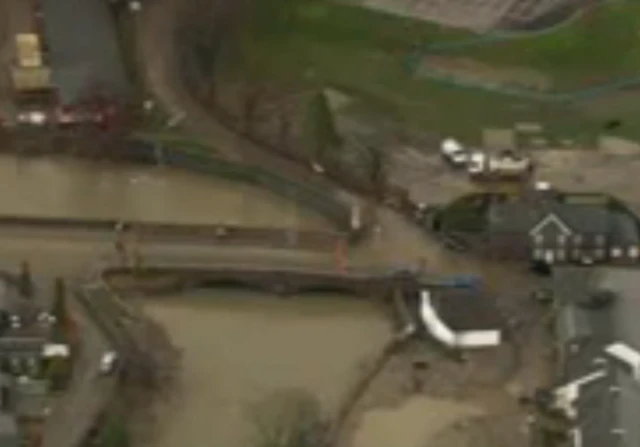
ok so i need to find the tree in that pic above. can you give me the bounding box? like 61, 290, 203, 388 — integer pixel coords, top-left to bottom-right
243, 85, 265, 134
364, 144, 389, 196
277, 109, 293, 149
46, 356, 71, 391
247, 389, 331, 447
18, 261, 33, 299
51, 278, 68, 333
96, 413, 131, 447
303, 91, 341, 163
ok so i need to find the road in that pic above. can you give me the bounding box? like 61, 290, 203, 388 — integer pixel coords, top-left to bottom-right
41, 280, 116, 447
134, 0, 357, 205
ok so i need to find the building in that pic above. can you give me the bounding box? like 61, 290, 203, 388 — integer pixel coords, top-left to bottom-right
435, 186, 640, 265
551, 267, 640, 447
405, 285, 504, 349
13, 378, 48, 447
0, 272, 57, 378
0, 413, 19, 447
38, 0, 129, 108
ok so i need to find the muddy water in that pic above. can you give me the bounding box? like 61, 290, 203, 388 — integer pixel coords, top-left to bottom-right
143, 290, 392, 447
0, 154, 326, 228
350, 397, 483, 447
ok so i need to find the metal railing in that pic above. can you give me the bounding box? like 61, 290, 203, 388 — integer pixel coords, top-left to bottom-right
127, 136, 358, 234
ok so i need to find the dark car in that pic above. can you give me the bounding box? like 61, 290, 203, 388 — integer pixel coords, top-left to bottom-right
578, 289, 617, 310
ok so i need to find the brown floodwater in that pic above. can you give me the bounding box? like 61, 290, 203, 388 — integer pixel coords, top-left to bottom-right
143, 290, 393, 447
350, 396, 482, 447
0, 154, 326, 228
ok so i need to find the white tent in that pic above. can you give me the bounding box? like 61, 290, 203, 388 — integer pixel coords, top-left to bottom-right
419, 290, 501, 349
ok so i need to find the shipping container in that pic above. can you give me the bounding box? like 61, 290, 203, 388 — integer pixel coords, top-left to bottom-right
15, 34, 43, 68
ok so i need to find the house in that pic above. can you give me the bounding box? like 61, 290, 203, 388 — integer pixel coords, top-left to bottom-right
0, 271, 56, 378
551, 267, 640, 447
0, 413, 19, 447
436, 185, 640, 265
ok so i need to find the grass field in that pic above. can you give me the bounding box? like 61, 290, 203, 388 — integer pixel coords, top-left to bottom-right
445, 0, 640, 89
220, 0, 640, 145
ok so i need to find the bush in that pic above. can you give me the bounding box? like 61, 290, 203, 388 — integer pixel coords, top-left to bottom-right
247, 389, 331, 447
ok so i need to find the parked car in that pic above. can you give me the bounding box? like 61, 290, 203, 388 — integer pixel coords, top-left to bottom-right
99, 351, 118, 375
440, 138, 469, 167
579, 289, 617, 310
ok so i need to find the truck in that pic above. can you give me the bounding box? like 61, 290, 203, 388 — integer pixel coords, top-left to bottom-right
15, 34, 43, 68
467, 150, 533, 180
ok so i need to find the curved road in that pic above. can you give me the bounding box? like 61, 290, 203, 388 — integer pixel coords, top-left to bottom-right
135, 0, 357, 203
134, 0, 489, 276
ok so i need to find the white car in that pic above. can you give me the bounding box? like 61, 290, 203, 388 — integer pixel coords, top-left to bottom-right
440, 138, 468, 167
99, 351, 119, 375
17, 110, 48, 126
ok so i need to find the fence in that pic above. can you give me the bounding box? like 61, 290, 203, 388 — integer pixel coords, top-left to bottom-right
402, 2, 640, 103
126, 137, 358, 235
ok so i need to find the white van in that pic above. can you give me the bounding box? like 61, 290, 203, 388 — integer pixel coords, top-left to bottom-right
440, 138, 468, 167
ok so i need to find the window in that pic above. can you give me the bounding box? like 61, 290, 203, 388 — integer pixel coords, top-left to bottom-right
534, 234, 544, 245
557, 234, 567, 245
595, 235, 606, 246
573, 234, 583, 245
629, 246, 639, 259
611, 247, 622, 258
557, 249, 566, 261
594, 248, 605, 260
572, 249, 582, 260
533, 249, 544, 260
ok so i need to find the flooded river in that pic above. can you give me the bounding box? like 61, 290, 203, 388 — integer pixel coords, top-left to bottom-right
143, 290, 392, 447
0, 154, 326, 228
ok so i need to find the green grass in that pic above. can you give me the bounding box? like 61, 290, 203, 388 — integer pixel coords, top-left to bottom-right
222, 0, 640, 144
446, 0, 640, 88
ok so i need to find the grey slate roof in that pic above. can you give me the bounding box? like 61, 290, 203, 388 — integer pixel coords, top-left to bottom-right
488, 199, 612, 235
553, 267, 640, 447
404, 286, 503, 332
14, 379, 48, 419
40, 0, 130, 105
0, 413, 18, 446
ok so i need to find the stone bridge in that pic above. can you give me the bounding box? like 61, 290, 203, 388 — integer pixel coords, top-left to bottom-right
103, 263, 479, 298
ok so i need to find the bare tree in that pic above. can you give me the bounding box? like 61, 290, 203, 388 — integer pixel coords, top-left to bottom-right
303, 91, 341, 164
18, 260, 33, 299
247, 389, 331, 447
364, 144, 389, 197
242, 85, 265, 134
277, 108, 293, 150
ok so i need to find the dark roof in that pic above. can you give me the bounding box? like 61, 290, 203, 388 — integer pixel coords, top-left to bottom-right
427, 287, 503, 331
14, 379, 48, 419
40, 0, 130, 105
553, 267, 640, 447
488, 199, 611, 235
609, 210, 640, 247
0, 413, 18, 441
0, 337, 46, 355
